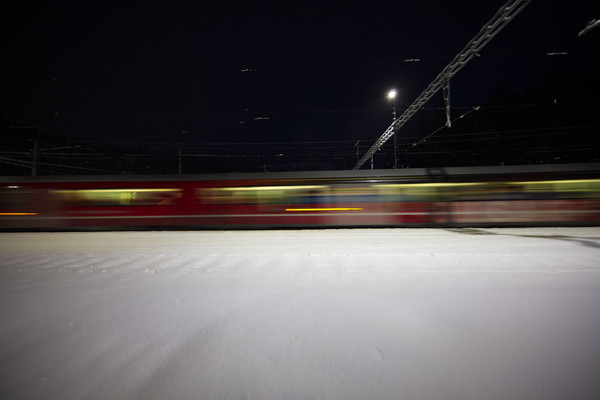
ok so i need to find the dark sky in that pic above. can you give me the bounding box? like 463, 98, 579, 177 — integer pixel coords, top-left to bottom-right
2, 0, 599, 148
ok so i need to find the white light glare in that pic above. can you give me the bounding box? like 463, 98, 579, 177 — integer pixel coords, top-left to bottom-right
387, 89, 397, 99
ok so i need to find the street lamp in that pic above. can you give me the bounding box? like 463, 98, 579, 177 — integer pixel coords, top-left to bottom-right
387, 89, 397, 102
387, 89, 398, 168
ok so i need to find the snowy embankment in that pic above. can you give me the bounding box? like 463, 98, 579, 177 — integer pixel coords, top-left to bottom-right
1, 228, 600, 400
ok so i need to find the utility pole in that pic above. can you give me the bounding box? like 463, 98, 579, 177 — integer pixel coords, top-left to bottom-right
178, 144, 183, 175
387, 89, 398, 168
31, 141, 39, 176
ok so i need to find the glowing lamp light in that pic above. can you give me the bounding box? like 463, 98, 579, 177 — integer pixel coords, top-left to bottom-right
387, 89, 397, 99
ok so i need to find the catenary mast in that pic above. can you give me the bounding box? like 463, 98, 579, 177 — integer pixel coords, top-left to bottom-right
353, 0, 532, 170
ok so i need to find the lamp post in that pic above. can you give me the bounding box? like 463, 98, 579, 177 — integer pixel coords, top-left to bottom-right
387, 89, 398, 168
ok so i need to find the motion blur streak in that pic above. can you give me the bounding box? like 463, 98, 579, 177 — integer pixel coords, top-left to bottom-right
0, 213, 38, 216
1, 163, 599, 230
285, 208, 364, 212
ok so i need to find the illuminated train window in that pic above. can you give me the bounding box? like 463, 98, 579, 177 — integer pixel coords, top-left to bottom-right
51, 188, 182, 207
373, 182, 487, 201
374, 180, 600, 201
197, 185, 329, 205
509, 179, 600, 198
328, 186, 380, 203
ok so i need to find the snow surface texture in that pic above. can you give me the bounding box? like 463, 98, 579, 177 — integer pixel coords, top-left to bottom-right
1, 228, 600, 400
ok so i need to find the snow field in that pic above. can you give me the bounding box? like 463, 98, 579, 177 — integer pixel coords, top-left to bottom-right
1, 228, 600, 399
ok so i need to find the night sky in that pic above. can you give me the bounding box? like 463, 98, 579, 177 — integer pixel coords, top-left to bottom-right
2, 1, 599, 171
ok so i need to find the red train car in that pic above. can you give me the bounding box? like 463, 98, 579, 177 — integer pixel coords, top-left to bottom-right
1, 163, 599, 230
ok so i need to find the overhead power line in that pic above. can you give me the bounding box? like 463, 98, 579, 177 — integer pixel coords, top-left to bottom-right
353, 0, 532, 170
578, 19, 600, 37
411, 106, 480, 148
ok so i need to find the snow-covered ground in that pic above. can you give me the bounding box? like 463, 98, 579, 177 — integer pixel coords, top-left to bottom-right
1, 228, 600, 400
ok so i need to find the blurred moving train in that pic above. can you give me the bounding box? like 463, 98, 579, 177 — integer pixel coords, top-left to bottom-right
1, 163, 599, 230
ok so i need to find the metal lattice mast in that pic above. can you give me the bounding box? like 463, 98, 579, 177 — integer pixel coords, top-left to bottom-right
353, 0, 532, 170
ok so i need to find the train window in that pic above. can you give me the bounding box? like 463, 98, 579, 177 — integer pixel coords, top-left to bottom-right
1, 189, 28, 208
0, 189, 37, 214
196, 185, 328, 205
330, 186, 379, 203
51, 188, 182, 207
374, 182, 485, 201
508, 179, 600, 199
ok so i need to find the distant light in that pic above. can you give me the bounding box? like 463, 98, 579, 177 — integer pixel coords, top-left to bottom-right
387, 89, 397, 99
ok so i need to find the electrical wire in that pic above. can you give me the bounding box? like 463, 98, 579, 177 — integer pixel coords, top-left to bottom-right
411, 107, 480, 148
